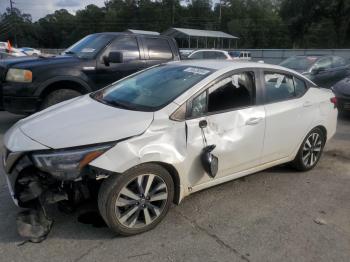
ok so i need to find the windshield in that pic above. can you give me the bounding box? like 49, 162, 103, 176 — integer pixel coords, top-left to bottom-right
92, 64, 214, 111
63, 34, 114, 59
280, 56, 319, 71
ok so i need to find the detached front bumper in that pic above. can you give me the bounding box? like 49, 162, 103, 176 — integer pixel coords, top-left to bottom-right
2, 151, 28, 206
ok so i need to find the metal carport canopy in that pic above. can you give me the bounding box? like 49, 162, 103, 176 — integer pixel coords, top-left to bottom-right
162, 28, 238, 49
162, 27, 238, 39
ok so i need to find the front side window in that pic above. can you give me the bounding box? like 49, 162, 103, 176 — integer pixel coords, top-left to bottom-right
189, 72, 255, 117
93, 65, 213, 111
144, 38, 173, 60
106, 36, 140, 61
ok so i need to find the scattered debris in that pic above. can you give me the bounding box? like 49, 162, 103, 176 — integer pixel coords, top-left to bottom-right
313, 218, 327, 225
16, 207, 53, 243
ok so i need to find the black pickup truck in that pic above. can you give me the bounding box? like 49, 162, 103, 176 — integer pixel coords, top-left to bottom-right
0, 33, 180, 114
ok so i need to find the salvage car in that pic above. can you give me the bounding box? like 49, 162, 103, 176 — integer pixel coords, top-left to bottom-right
331, 77, 350, 113
3, 60, 337, 238
280, 55, 349, 88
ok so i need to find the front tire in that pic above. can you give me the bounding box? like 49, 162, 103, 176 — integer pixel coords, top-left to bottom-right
41, 89, 82, 109
292, 128, 326, 171
98, 164, 174, 236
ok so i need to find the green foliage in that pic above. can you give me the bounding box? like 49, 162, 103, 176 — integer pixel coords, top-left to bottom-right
0, 0, 349, 48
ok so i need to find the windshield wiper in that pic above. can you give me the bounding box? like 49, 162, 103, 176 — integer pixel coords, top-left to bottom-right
64, 51, 76, 55
104, 100, 131, 110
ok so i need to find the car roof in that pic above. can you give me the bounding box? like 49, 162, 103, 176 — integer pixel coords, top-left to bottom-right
293, 55, 327, 59
172, 59, 284, 71
90, 32, 171, 39
192, 49, 227, 53
169, 60, 315, 85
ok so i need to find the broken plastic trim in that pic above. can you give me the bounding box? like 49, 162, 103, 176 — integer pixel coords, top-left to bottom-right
16, 202, 53, 243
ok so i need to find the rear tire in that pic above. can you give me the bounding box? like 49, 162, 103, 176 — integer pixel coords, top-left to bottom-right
292, 127, 326, 171
98, 164, 174, 236
41, 89, 82, 109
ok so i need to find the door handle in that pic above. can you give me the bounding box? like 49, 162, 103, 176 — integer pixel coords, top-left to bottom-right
303, 101, 312, 107
246, 117, 262, 126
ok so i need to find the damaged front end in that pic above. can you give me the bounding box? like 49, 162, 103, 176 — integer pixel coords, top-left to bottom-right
3, 144, 114, 242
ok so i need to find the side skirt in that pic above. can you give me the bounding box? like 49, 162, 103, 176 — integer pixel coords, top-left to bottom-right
189, 156, 292, 194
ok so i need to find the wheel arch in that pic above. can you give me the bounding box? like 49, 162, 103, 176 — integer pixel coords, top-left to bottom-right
292, 124, 328, 160
106, 161, 183, 205
36, 77, 92, 99
314, 125, 327, 140
149, 161, 182, 205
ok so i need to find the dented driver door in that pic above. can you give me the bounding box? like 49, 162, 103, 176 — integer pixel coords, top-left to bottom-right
184, 71, 266, 187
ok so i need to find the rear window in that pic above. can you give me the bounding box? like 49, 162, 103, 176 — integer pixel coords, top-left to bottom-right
144, 38, 173, 60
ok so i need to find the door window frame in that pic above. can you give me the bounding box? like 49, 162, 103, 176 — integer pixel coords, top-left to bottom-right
184, 68, 262, 120
97, 34, 144, 64
141, 36, 174, 60
259, 68, 312, 105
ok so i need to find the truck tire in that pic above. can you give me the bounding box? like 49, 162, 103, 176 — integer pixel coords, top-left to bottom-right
41, 89, 82, 109
98, 164, 174, 236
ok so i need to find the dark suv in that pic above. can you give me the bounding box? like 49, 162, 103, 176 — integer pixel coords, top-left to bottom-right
0, 33, 180, 114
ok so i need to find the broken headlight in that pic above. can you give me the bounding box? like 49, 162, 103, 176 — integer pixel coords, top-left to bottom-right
31, 144, 113, 180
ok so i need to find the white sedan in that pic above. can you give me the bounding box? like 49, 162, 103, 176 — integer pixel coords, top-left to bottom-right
3, 60, 337, 236
18, 47, 41, 56
188, 49, 233, 60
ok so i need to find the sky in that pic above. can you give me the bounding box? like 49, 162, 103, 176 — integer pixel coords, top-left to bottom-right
1, 0, 220, 21
0, 0, 106, 21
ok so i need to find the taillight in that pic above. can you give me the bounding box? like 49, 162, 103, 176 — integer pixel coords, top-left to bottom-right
330, 97, 337, 108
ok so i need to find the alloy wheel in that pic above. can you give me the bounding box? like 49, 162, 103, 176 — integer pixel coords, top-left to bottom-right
114, 174, 168, 229
302, 132, 323, 168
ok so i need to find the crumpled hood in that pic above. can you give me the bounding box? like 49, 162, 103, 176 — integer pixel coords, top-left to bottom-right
333, 77, 350, 96
18, 95, 154, 149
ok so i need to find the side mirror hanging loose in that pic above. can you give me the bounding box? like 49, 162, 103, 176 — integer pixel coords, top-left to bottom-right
199, 120, 219, 178
201, 145, 219, 178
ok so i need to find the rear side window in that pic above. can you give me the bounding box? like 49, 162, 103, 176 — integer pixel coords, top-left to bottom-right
204, 52, 227, 59
264, 73, 295, 103
190, 52, 204, 59
332, 56, 347, 68
294, 77, 307, 97
144, 38, 173, 60
189, 72, 255, 117
264, 72, 308, 103
313, 57, 332, 70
